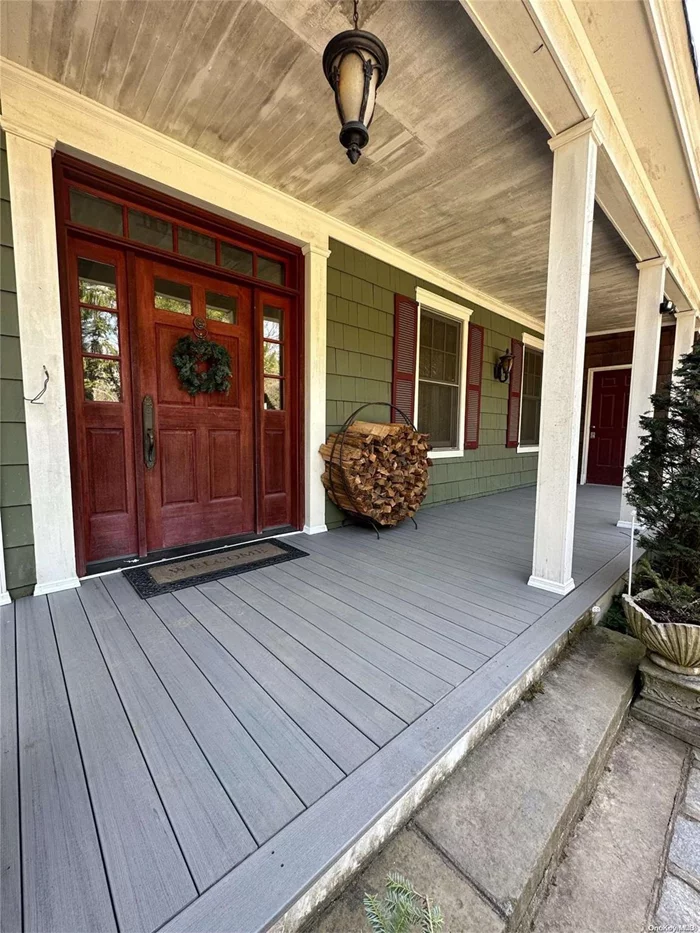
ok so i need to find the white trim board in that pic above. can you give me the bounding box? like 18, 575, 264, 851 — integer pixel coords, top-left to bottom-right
579, 364, 632, 485
414, 288, 473, 457
0, 512, 11, 605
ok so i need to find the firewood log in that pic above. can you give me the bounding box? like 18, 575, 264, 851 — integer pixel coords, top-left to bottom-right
319, 422, 431, 527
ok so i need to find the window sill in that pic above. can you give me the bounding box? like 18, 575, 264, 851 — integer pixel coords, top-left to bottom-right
429, 449, 465, 460
517, 445, 539, 454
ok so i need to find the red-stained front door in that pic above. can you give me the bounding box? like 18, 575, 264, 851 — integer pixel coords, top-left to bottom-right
586, 369, 631, 486
136, 259, 255, 551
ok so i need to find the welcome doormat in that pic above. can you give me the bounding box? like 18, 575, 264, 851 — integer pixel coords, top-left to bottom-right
123, 538, 307, 598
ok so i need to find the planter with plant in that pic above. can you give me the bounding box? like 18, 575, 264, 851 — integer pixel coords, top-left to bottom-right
622, 339, 700, 744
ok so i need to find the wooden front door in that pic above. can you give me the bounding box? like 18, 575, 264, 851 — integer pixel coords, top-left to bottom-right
136, 259, 255, 552
586, 369, 631, 486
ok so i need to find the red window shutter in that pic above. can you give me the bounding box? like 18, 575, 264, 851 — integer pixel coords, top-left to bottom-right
506, 338, 524, 448
464, 322, 484, 450
392, 294, 418, 422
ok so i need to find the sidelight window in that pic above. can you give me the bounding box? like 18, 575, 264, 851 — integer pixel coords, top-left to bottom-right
78, 258, 122, 402
263, 305, 285, 410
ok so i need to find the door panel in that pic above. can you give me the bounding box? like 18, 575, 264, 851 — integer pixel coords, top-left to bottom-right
66, 239, 139, 564
586, 369, 631, 486
136, 259, 255, 552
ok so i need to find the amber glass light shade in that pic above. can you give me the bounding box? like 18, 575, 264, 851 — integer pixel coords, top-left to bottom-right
323, 29, 389, 164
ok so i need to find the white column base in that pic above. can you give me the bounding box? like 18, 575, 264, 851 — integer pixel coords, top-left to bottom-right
303, 524, 328, 536
528, 575, 576, 596
0, 591, 11, 607
34, 576, 81, 597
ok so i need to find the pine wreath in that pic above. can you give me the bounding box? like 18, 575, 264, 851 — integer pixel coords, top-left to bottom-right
172, 335, 232, 396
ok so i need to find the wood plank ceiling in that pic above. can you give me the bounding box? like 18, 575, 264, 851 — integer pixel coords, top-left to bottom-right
1, 0, 643, 331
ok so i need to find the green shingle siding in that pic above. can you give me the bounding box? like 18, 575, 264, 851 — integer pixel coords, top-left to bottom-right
325, 238, 540, 526
0, 133, 36, 597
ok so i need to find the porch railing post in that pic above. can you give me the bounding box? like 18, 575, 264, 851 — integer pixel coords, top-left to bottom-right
4, 126, 80, 596
528, 117, 601, 596
618, 258, 666, 528
302, 240, 331, 535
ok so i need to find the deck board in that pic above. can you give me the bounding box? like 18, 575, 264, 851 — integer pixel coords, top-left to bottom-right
78, 579, 256, 890
211, 578, 406, 745
280, 558, 487, 671
103, 574, 304, 844
7, 484, 630, 933
152, 589, 344, 804
269, 563, 462, 689
1, 603, 21, 933
302, 532, 534, 631
245, 567, 447, 704
176, 583, 377, 773
15, 596, 117, 933
280, 562, 483, 685
49, 588, 196, 933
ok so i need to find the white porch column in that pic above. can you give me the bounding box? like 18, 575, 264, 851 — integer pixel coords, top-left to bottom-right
618, 258, 666, 527
302, 241, 331, 535
529, 118, 601, 596
671, 309, 699, 377
4, 128, 80, 595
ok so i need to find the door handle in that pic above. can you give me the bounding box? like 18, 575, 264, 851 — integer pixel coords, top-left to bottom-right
143, 395, 156, 469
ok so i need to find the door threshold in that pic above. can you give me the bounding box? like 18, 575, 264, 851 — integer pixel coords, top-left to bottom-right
82, 527, 301, 580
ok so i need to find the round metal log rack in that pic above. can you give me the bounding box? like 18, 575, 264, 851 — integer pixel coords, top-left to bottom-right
327, 401, 421, 539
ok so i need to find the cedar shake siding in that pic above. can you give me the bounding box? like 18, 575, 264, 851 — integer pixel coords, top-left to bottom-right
325, 238, 540, 528
0, 133, 36, 597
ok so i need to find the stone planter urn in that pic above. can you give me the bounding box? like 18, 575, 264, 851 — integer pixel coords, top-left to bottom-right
622, 590, 700, 675
624, 590, 700, 747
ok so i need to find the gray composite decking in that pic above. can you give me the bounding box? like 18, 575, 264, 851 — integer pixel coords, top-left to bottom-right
0, 484, 631, 933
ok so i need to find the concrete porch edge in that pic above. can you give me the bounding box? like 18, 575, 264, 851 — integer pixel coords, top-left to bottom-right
161, 543, 644, 933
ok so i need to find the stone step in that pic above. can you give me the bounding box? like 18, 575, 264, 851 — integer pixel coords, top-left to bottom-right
531, 718, 687, 933
310, 625, 644, 933
413, 626, 643, 931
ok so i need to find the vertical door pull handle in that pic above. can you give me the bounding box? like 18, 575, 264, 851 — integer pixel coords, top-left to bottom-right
143, 395, 156, 469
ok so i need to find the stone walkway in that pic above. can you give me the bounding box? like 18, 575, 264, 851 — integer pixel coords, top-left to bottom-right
653, 747, 700, 930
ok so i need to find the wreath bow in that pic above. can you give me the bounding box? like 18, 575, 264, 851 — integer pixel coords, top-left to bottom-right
172, 335, 232, 396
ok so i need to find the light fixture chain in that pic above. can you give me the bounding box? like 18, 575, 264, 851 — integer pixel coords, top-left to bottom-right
353, 0, 359, 29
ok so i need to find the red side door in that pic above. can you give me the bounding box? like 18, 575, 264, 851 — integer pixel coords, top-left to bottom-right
586, 369, 631, 486
136, 258, 255, 551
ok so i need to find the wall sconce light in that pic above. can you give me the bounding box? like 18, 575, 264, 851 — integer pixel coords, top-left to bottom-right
322, 0, 389, 164
659, 298, 677, 316
494, 349, 515, 383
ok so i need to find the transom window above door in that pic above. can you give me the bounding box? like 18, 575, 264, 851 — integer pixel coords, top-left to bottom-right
68, 185, 289, 288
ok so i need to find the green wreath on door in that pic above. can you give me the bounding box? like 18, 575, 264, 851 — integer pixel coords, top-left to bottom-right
172, 335, 232, 396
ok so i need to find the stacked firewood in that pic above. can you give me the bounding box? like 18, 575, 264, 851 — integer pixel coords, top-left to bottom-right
320, 421, 431, 527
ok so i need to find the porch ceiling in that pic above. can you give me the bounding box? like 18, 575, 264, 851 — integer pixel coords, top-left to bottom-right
1, 0, 643, 331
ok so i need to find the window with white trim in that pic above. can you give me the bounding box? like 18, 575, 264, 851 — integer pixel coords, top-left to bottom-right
414, 288, 472, 455
519, 335, 544, 450
418, 309, 462, 448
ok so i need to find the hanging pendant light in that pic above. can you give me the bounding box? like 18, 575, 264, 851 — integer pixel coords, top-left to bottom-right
323, 0, 389, 164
